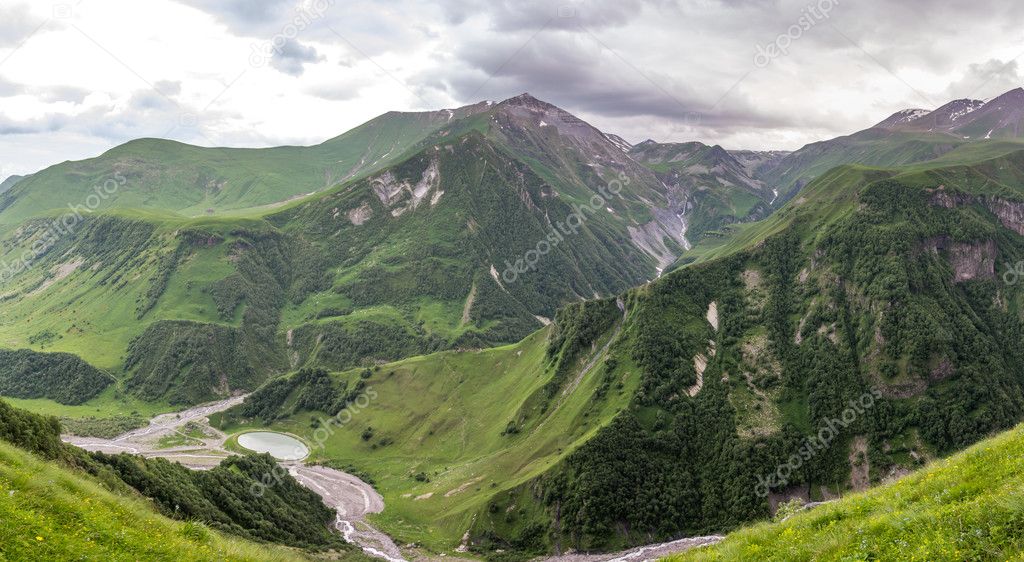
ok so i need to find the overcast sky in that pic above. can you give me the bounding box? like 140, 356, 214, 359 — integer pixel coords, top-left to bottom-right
0, 0, 1022, 177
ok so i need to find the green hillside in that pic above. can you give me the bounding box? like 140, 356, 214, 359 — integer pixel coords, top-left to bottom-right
671, 421, 1024, 561
760, 129, 966, 201
0, 439, 308, 561
0, 106, 494, 230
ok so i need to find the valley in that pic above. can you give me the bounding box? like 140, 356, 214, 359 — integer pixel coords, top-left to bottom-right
64, 393, 404, 560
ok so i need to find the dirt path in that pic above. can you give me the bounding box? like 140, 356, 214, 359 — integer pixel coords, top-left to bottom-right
63, 396, 406, 560
540, 535, 724, 562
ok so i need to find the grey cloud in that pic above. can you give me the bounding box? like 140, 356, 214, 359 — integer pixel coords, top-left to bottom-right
945, 59, 1024, 101
0, 112, 69, 135
128, 89, 177, 111
270, 39, 324, 76
0, 76, 23, 97
435, 0, 658, 32
154, 80, 183, 97
177, 0, 290, 31
0, 79, 91, 104
35, 85, 90, 104
427, 30, 785, 132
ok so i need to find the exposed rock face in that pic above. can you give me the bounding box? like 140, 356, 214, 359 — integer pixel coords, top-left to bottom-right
928, 189, 1024, 236
368, 158, 441, 218
920, 235, 997, 283
346, 203, 373, 225
928, 189, 972, 209
988, 198, 1024, 235
950, 240, 996, 283
848, 436, 870, 492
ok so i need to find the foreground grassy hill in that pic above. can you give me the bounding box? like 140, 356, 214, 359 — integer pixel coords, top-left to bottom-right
672, 421, 1024, 561
0, 439, 307, 561
2, 397, 351, 546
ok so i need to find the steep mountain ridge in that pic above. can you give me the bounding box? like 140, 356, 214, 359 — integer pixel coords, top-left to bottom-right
424, 93, 693, 270
0, 94, 686, 405
876, 98, 984, 132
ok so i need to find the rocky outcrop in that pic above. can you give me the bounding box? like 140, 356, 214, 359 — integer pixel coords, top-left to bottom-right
988, 198, 1024, 235
950, 240, 996, 283
918, 235, 997, 283
928, 189, 972, 209
928, 189, 1024, 236
346, 203, 373, 225
369, 158, 441, 218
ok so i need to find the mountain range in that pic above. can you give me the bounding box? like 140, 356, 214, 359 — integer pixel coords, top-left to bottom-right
3, 87, 1024, 558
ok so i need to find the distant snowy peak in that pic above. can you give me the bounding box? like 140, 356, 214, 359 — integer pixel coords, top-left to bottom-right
896, 109, 931, 123
947, 99, 985, 122
874, 108, 930, 129
874, 89, 1024, 139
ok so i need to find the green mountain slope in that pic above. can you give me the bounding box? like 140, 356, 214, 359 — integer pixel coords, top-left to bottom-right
757, 128, 965, 201
0, 174, 23, 195
0, 94, 699, 407
671, 421, 1024, 561
0, 104, 490, 229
